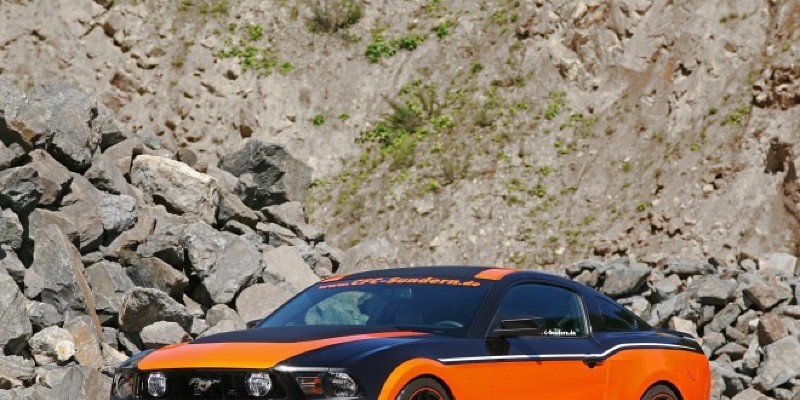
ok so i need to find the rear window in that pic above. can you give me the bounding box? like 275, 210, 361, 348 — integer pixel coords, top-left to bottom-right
593, 296, 649, 332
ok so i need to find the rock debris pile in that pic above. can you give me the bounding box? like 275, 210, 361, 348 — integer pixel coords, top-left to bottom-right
0, 81, 341, 399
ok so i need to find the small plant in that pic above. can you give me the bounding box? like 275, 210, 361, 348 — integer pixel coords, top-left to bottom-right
338, 113, 350, 121
246, 23, 264, 41
365, 35, 397, 62
309, 0, 363, 33
622, 161, 632, 173
722, 105, 750, 126
198, 0, 230, 15
312, 114, 326, 125
544, 91, 567, 121
532, 183, 546, 198
538, 165, 552, 177
636, 201, 651, 212
395, 34, 426, 51
427, 178, 441, 192
279, 61, 294, 74
432, 19, 455, 39
470, 62, 484, 74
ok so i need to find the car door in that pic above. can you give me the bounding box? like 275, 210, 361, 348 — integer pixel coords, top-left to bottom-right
489, 283, 608, 399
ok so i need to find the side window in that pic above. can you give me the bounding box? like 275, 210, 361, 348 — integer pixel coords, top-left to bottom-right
594, 297, 639, 332
304, 291, 372, 325
493, 284, 587, 337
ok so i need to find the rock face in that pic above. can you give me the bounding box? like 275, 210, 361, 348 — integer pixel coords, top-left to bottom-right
131, 155, 220, 224
0, 269, 31, 355
219, 140, 312, 209
29, 227, 90, 314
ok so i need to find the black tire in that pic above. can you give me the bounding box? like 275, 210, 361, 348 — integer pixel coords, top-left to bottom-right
641, 384, 679, 400
396, 378, 452, 400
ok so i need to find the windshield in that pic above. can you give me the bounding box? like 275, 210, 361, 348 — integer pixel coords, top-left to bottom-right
260, 276, 493, 337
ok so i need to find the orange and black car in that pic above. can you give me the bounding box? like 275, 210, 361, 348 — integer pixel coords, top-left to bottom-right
112, 266, 711, 399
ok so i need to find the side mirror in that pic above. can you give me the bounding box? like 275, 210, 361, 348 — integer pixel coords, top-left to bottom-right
490, 318, 546, 338
246, 319, 263, 329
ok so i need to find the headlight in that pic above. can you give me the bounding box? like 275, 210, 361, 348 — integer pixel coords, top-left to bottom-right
113, 373, 135, 399
147, 372, 168, 397
325, 372, 358, 397
245, 372, 272, 397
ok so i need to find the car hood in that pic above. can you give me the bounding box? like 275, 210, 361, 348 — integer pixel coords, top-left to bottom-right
136, 326, 427, 371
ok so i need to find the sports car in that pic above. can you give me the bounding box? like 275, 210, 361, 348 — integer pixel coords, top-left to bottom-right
112, 266, 710, 399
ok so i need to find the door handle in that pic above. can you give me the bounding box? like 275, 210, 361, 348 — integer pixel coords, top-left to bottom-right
582, 356, 603, 368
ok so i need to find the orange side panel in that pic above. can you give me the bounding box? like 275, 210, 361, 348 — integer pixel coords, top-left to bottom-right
492, 359, 607, 399
605, 349, 711, 400
138, 332, 422, 371
474, 268, 517, 281
377, 358, 492, 400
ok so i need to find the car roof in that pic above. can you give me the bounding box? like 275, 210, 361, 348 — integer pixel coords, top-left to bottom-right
336, 265, 579, 287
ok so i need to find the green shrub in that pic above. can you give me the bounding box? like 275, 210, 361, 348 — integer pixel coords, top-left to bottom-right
308, 0, 363, 33
312, 114, 326, 126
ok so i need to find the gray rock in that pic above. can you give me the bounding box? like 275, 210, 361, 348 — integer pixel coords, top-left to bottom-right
732, 388, 769, 400
758, 253, 797, 277
658, 258, 714, 277
63, 317, 103, 369
0, 249, 25, 283
707, 303, 742, 333
0, 268, 31, 355
102, 137, 143, 177
9, 84, 98, 171
0, 209, 22, 250
696, 277, 737, 306
183, 222, 262, 305
257, 222, 305, 248
96, 192, 138, 237
0, 140, 25, 171
58, 174, 104, 252
136, 211, 189, 267
218, 140, 312, 209
139, 321, 190, 349
198, 320, 241, 338
262, 245, 319, 292
758, 313, 789, 346
756, 336, 800, 391
205, 304, 245, 329
131, 155, 220, 224
84, 152, 128, 195
29, 227, 94, 315
85, 261, 134, 315
117, 331, 141, 355
205, 165, 238, 193
339, 238, 397, 274
127, 257, 188, 299
27, 150, 72, 206
744, 278, 793, 311
668, 316, 697, 338
235, 283, 294, 323
217, 191, 259, 227
600, 260, 650, 298
0, 79, 24, 131
714, 342, 747, 360
652, 274, 682, 301
314, 242, 343, 271
101, 343, 128, 368
262, 201, 323, 242
702, 331, 726, 355
25, 301, 63, 332
93, 109, 130, 151
0, 166, 43, 215
49, 365, 112, 400
26, 208, 79, 251
0, 355, 35, 388
118, 287, 192, 332
28, 326, 75, 365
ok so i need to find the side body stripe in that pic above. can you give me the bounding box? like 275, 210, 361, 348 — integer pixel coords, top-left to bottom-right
438, 342, 698, 364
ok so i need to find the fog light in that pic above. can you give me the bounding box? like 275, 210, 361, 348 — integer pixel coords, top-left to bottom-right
114, 373, 135, 399
326, 372, 358, 397
245, 372, 272, 397
147, 372, 167, 397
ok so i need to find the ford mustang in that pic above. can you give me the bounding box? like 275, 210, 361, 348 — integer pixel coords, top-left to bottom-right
112, 266, 710, 399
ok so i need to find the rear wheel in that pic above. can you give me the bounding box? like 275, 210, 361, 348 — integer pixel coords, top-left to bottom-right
641, 384, 679, 400
396, 378, 451, 400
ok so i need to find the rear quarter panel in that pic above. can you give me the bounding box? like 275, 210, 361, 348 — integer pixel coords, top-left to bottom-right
605, 349, 710, 400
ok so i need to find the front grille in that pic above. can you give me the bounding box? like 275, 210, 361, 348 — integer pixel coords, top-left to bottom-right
137, 371, 290, 399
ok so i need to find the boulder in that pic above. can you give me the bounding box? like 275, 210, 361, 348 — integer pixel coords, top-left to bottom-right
102, 137, 143, 177
706, 303, 742, 333
218, 140, 312, 209
183, 222, 262, 305
338, 238, 397, 274
198, 320, 241, 338
127, 257, 188, 299
48, 365, 112, 400
118, 287, 192, 332
205, 304, 245, 329
262, 201, 323, 242
0, 79, 24, 127
757, 313, 789, 346
235, 283, 294, 323
0, 166, 42, 215
136, 211, 189, 267
0, 140, 25, 171
130, 155, 220, 224
26, 208, 78, 247
27, 149, 72, 206
216, 191, 259, 227
0, 268, 31, 354
58, 174, 104, 252
731, 388, 768, 400
658, 258, 714, 277
25, 301, 63, 332
0, 209, 22, 250
84, 152, 128, 195
139, 321, 190, 349
744, 278, 793, 311
96, 192, 138, 237
755, 336, 800, 391
0, 249, 25, 283
28, 327, 75, 365
63, 318, 103, 369
262, 245, 319, 292
696, 277, 737, 306
0, 355, 34, 389
93, 109, 130, 151
29, 227, 92, 315
8, 84, 98, 171
85, 261, 134, 316
601, 261, 650, 298
758, 252, 797, 276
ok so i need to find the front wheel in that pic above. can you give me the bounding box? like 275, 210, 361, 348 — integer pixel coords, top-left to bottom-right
641, 384, 679, 400
396, 378, 452, 400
